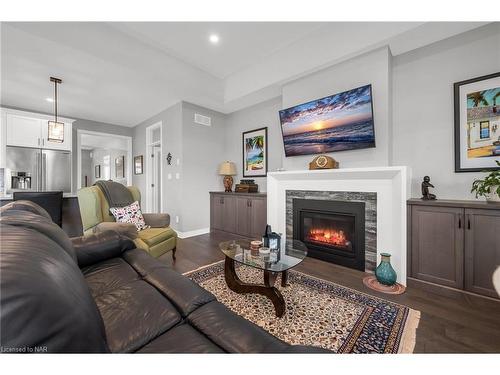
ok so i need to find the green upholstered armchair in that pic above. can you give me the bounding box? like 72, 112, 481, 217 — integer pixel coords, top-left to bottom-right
77, 185, 177, 259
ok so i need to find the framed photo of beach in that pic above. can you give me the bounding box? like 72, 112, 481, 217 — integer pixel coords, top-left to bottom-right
242, 127, 268, 177
454, 72, 500, 172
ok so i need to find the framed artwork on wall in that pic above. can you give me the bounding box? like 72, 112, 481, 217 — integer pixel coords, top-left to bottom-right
115, 155, 125, 179
454, 72, 500, 172
95, 165, 101, 179
134, 155, 143, 175
242, 127, 268, 177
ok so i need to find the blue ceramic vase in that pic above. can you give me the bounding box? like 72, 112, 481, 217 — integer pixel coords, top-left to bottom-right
375, 253, 397, 286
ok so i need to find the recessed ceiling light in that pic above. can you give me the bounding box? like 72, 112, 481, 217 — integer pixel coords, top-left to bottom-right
46, 97, 54, 102
209, 34, 219, 44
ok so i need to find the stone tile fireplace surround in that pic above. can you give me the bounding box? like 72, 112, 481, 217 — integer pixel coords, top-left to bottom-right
267, 167, 410, 285
286, 190, 377, 271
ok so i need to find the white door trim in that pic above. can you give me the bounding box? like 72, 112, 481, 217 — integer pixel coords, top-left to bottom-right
145, 122, 162, 213
76, 129, 133, 192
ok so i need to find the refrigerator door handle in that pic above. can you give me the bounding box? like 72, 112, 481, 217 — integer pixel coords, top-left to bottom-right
35, 152, 40, 190
42, 152, 47, 191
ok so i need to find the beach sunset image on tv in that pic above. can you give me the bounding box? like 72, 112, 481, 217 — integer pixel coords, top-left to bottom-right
279, 84, 375, 157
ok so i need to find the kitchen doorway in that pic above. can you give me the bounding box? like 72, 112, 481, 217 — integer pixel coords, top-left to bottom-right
76, 130, 132, 190
146, 122, 162, 213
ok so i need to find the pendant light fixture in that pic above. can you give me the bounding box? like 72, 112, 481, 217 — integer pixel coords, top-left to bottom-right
47, 76, 64, 143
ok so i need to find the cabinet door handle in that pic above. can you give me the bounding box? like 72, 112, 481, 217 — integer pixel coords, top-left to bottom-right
458, 216, 461, 229
38, 138, 40, 146
467, 216, 471, 230
249, 200, 252, 207
221, 198, 224, 204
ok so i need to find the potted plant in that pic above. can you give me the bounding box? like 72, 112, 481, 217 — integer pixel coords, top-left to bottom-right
471, 160, 500, 202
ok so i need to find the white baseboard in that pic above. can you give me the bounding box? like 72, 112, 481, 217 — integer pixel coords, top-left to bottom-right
177, 227, 210, 239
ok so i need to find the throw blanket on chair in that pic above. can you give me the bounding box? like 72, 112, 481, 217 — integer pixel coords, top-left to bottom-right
95, 180, 134, 208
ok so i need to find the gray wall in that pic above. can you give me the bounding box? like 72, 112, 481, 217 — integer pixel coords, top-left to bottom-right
133, 102, 183, 230
392, 23, 500, 199
132, 101, 225, 233
224, 97, 283, 192
223, 25, 500, 200
181, 102, 226, 231
281, 47, 392, 171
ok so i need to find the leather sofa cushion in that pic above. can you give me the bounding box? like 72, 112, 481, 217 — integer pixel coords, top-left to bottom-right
83, 257, 141, 298
137, 324, 224, 353
0, 207, 76, 261
122, 249, 216, 317
94, 280, 182, 353
138, 227, 176, 247
187, 301, 290, 353
0, 223, 108, 353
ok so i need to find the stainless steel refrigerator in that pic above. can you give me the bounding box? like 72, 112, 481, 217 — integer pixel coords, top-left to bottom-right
6, 146, 71, 193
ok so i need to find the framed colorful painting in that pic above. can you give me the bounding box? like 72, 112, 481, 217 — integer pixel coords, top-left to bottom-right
454, 72, 500, 172
242, 127, 268, 177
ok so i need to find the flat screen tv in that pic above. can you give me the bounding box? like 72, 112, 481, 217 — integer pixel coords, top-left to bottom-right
279, 84, 375, 157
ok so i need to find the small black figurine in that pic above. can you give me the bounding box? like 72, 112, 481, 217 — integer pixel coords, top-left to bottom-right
166, 153, 172, 165
421, 176, 437, 200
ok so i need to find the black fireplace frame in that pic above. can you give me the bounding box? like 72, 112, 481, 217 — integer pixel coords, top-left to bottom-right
292, 198, 365, 271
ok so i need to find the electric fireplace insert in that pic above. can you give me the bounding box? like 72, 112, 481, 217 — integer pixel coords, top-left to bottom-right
292, 198, 365, 271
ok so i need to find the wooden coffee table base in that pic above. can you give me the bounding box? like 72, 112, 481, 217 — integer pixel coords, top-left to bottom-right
224, 256, 287, 317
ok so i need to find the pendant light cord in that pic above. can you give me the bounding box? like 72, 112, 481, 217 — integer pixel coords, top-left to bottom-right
54, 79, 58, 123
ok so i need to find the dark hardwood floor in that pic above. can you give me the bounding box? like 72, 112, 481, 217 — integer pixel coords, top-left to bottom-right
158, 231, 500, 353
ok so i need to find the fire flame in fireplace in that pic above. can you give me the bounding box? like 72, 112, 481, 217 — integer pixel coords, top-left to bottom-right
307, 228, 350, 248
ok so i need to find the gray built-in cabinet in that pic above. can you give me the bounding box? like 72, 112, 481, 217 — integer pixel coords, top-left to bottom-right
408, 199, 500, 298
210, 192, 267, 239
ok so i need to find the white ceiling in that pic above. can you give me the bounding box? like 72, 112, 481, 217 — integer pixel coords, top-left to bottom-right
0, 22, 490, 127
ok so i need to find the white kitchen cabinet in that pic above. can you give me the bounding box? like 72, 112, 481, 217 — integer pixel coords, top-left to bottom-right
3, 109, 73, 151
6, 113, 43, 148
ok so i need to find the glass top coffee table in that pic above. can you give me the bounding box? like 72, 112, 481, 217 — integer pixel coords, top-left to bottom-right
219, 239, 308, 317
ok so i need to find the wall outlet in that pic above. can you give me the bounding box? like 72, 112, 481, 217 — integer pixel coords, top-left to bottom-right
167, 173, 172, 180
175, 216, 179, 224
175, 173, 180, 179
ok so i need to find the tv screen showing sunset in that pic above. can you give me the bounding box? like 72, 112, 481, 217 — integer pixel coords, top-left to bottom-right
279, 84, 375, 157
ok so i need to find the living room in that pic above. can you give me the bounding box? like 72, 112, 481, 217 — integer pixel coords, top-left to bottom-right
1, 1, 499, 373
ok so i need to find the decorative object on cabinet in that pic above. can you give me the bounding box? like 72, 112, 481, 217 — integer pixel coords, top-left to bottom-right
218, 161, 237, 192
235, 179, 258, 193
421, 176, 437, 200
47, 77, 64, 143
408, 198, 500, 299
471, 160, 500, 202
166, 152, 172, 165
115, 155, 125, 179
375, 253, 397, 286
210, 192, 267, 238
242, 127, 267, 177
134, 155, 143, 175
95, 165, 101, 178
308, 155, 339, 170
454, 72, 500, 172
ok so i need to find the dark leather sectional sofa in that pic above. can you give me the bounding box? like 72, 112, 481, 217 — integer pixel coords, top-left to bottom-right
0, 201, 327, 353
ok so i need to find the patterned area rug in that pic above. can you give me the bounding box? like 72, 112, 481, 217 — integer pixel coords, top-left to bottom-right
185, 261, 420, 353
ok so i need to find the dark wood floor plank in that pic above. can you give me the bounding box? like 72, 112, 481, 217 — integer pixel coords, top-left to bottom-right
157, 232, 500, 353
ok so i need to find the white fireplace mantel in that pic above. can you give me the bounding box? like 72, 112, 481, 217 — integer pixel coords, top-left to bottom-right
267, 166, 411, 285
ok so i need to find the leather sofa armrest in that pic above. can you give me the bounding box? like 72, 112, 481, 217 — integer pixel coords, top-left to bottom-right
143, 213, 170, 228
71, 231, 136, 268
94, 222, 138, 240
